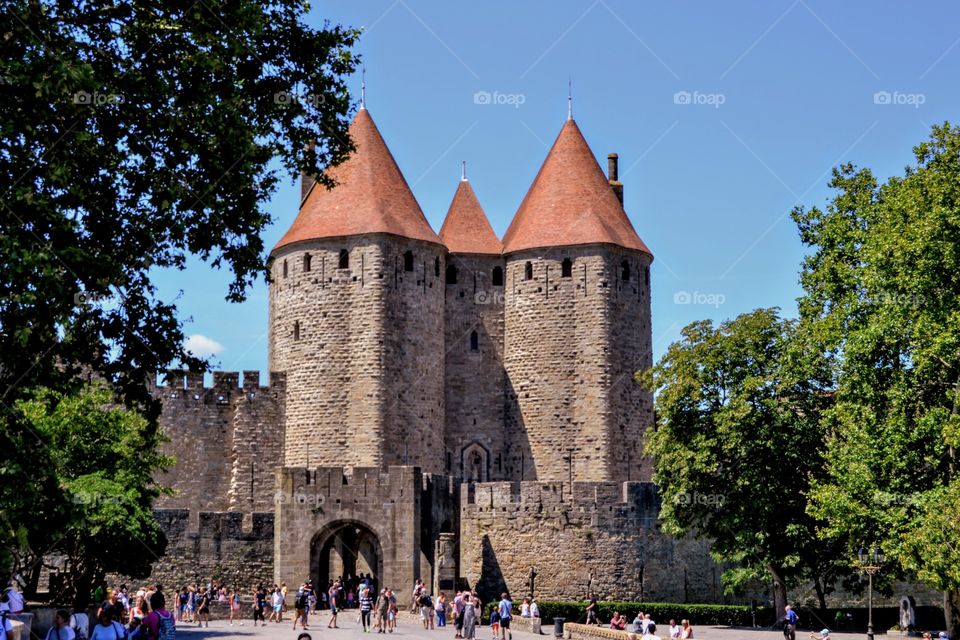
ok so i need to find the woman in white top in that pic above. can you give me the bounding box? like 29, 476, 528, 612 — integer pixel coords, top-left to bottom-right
68, 611, 90, 640
89, 609, 127, 640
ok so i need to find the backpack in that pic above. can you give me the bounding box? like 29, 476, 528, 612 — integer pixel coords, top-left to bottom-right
295, 593, 308, 609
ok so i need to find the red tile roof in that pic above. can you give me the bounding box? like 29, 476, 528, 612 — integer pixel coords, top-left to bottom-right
439, 179, 503, 255
501, 119, 652, 257
273, 109, 441, 252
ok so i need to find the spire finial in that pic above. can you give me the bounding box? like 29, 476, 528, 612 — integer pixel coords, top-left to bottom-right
461, 160, 467, 182
360, 66, 367, 110
567, 77, 572, 120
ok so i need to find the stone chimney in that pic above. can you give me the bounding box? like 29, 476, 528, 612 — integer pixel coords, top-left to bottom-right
607, 153, 623, 205
300, 139, 317, 202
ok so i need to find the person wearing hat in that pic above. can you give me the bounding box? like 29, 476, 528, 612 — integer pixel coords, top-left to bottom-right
809, 629, 831, 640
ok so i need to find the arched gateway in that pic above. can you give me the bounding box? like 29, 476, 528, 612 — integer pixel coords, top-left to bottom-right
274, 466, 458, 595
311, 520, 384, 589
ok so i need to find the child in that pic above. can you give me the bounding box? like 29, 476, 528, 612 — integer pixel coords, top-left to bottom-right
490, 608, 501, 639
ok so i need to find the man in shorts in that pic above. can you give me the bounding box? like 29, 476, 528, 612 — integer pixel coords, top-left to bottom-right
498, 593, 513, 640
328, 581, 340, 629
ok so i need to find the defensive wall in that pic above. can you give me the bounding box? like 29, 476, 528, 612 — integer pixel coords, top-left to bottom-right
459, 480, 725, 603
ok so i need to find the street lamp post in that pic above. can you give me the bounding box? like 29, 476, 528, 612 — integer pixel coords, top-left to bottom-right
857, 547, 884, 640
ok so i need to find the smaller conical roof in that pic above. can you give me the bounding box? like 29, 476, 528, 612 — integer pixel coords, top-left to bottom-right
273, 109, 440, 252
439, 179, 502, 255
501, 119, 652, 257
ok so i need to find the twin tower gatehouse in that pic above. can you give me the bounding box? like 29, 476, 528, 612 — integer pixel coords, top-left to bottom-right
150, 104, 725, 604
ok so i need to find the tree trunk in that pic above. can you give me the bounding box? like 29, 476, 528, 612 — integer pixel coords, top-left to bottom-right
813, 577, 827, 611
768, 563, 788, 624
945, 588, 960, 640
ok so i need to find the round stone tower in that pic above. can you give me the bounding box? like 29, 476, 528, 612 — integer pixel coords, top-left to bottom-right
500, 117, 654, 483
269, 107, 446, 472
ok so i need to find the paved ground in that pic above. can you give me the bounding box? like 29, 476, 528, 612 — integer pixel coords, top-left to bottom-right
173, 612, 881, 640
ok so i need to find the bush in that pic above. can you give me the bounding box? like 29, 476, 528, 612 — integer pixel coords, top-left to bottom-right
513, 601, 770, 627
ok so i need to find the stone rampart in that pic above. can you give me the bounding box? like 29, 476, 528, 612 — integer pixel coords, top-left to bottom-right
460, 480, 724, 604
151, 370, 285, 518
148, 508, 275, 589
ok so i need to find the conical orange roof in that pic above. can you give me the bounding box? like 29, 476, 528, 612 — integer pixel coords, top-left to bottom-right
439, 179, 502, 254
501, 119, 652, 257
274, 109, 441, 252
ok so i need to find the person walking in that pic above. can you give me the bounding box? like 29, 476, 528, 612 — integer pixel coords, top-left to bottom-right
327, 582, 340, 629
293, 584, 310, 631
435, 593, 446, 628
230, 590, 242, 626
359, 585, 373, 633
498, 593, 513, 640
462, 593, 478, 640
270, 587, 283, 623
783, 605, 798, 640
195, 589, 210, 627
253, 586, 267, 627
375, 590, 389, 634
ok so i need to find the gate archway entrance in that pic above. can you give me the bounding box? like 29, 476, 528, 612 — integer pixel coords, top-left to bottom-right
311, 521, 384, 592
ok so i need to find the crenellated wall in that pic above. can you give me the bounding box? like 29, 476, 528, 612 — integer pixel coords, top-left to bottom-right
151, 370, 285, 520
148, 509, 275, 589
273, 466, 457, 592
459, 480, 725, 604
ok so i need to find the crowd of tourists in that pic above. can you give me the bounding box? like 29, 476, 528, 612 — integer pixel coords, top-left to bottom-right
11, 583, 178, 640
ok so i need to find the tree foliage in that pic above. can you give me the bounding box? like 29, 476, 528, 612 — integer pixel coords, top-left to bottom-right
11, 384, 172, 605
0, 0, 359, 589
794, 122, 960, 635
638, 308, 838, 612
0, 0, 359, 405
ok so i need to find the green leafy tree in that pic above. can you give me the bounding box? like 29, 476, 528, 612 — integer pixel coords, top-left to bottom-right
638, 308, 839, 615
0, 0, 359, 590
794, 122, 960, 636
14, 384, 173, 606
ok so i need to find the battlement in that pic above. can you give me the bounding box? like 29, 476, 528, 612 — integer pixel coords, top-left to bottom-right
154, 508, 274, 540
463, 480, 660, 527
150, 370, 286, 401
277, 465, 429, 503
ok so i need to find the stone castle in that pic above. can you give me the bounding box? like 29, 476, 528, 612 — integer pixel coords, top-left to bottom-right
149, 104, 727, 603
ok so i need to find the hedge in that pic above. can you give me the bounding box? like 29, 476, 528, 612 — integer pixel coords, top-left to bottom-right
478, 601, 945, 632
482, 601, 769, 627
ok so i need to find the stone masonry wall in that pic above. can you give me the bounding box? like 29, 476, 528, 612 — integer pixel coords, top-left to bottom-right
148, 509, 274, 590
381, 239, 446, 472
273, 466, 451, 592
503, 245, 652, 482
444, 252, 507, 480
269, 234, 445, 473
605, 247, 654, 482
152, 371, 285, 519
459, 481, 725, 604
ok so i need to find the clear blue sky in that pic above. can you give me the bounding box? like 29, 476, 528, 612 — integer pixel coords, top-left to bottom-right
157, 0, 960, 375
